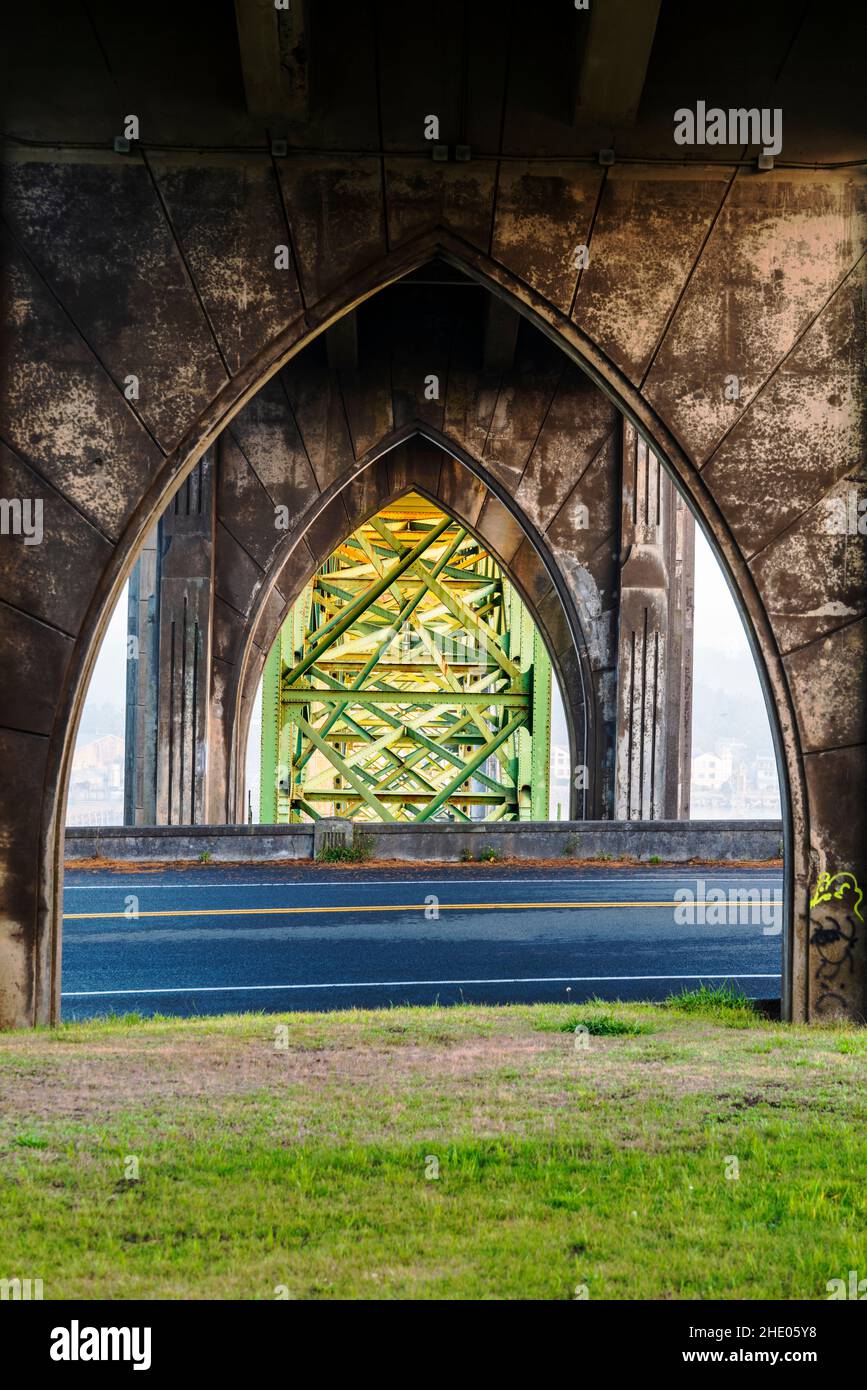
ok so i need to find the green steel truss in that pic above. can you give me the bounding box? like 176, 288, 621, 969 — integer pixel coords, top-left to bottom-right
259, 493, 551, 823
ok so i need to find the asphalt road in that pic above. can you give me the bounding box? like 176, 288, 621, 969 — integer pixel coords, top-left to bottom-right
60, 863, 783, 1019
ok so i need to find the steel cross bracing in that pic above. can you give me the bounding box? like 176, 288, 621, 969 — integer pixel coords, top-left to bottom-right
259, 493, 551, 823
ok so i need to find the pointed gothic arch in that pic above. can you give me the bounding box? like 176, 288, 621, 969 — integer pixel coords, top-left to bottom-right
14, 235, 807, 1024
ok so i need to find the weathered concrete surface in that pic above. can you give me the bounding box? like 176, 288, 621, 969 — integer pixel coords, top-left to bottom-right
66, 824, 313, 864
64, 820, 783, 866
125, 457, 217, 827
222, 435, 597, 827
157, 456, 215, 825
206, 285, 636, 825
614, 422, 694, 819
312, 818, 355, 858
1, 6, 865, 1024
123, 527, 159, 825
357, 821, 783, 865
199, 280, 693, 831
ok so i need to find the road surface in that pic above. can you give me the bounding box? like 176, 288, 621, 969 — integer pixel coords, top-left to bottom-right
60, 863, 783, 1019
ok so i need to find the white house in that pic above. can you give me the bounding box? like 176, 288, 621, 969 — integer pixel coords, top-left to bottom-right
691, 748, 733, 791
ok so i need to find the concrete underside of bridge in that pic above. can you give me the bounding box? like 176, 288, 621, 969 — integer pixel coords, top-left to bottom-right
0, 2, 864, 1025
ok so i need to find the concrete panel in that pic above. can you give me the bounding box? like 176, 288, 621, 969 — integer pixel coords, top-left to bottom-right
0, 237, 163, 540
339, 356, 395, 459
701, 264, 867, 559
443, 362, 501, 462
229, 375, 320, 515
545, 428, 621, 572
385, 160, 496, 251
536, 587, 574, 660
214, 522, 264, 618
476, 493, 525, 566
509, 539, 556, 612
389, 296, 454, 436
0, 603, 72, 736
259, 539, 313, 620
252, 584, 293, 654
2, 156, 228, 451
302, 495, 352, 570
644, 171, 866, 464
573, 167, 731, 383
749, 478, 867, 654
0, 441, 112, 632
388, 441, 443, 500
491, 164, 604, 314
284, 356, 358, 491
212, 596, 249, 668
217, 434, 285, 572
482, 329, 565, 490
515, 367, 618, 531
784, 618, 867, 753
804, 744, 867, 874
344, 459, 392, 524
437, 456, 485, 527
0, 730, 49, 1027
275, 159, 386, 305
149, 154, 303, 374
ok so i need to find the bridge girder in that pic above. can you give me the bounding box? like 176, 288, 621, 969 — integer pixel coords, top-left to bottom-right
260, 492, 551, 824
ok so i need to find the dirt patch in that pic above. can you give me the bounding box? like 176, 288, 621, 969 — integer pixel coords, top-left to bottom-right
0, 1032, 557, 1123
65, 855, 784, 874
297, 856, 783, 871
0, 1022, 837, 1134
64, 858, 172, 873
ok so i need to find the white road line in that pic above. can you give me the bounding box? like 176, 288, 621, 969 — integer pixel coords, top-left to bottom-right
61, 972, 779, 997
63, 873, 783, 893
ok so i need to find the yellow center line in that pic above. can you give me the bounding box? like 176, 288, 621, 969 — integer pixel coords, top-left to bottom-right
62, 900, 714, 921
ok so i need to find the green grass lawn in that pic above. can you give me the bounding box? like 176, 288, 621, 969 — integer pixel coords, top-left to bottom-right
1, 990, 865, 1300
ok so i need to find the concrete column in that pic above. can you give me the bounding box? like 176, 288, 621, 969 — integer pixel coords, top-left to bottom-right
665, 478, 695, 819
614, 421, 694, 820
123, 527, 160, 825
154, 453, 215, 825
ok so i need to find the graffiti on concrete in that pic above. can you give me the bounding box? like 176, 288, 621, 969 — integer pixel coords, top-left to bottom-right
809, 872, 863, 1013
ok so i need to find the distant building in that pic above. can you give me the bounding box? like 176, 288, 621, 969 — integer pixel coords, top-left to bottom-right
73, 734, 123, 770
690, 742, 780, 821
755, 754, 777, 792
691, 748, 732, 791
67, 734, 125, 827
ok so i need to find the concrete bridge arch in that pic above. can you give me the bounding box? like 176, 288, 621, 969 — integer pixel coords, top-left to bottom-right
224, 433, 599, 828
123, 255, 697, 837
2, 148, 863, 1024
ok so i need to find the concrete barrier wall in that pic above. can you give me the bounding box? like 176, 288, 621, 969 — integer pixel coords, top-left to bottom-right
65, 824, 314, 863
65, 820, 783, 864
355, 821, 783, 862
